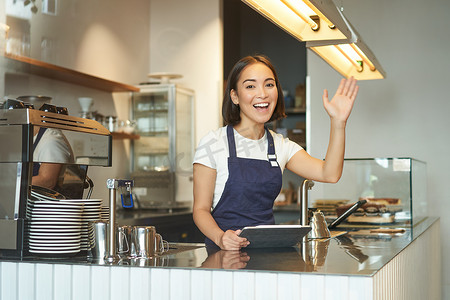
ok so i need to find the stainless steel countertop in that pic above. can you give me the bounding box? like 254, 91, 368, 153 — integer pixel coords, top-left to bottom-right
170, 217, 438, 276
0, 217, 438, 277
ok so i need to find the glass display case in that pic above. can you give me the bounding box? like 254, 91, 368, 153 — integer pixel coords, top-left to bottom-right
131, 84, 195, 208
309, 158, 427, 227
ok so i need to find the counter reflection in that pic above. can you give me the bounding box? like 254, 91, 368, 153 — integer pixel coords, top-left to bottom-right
200, 240, 332, 272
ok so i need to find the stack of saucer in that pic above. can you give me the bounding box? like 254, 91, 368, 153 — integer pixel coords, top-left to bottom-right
59, 198, 102, 251
100, 206, 110, 221
26, 196, 84, 256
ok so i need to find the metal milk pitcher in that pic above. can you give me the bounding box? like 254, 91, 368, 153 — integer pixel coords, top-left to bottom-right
308, 211, 331, 239
130, 226, 156, 258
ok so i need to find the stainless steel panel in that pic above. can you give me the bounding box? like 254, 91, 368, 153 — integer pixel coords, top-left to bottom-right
0, 126, 23, 162
0, 220, 18, 249
51, 129, 111, 166
0, 109, 112, 166
0, 163, 21, 219
0, 109, 110, 135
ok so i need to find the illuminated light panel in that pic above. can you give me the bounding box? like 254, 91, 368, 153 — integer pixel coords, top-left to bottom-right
306, 16, 386, 80
334, 44, 363, 72
280, 0, 318, 30
242, 0, 352, 42
302, 1, 335, 29
308, 42, 385, 80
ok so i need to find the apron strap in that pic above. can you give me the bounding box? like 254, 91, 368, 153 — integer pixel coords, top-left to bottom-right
33, 127, 47, 149
226, 125, 237, 158
265, 127, 279, 168
32, 127, 48, 176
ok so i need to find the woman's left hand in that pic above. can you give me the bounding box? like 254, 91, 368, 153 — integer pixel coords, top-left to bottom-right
322, 76, 359, 124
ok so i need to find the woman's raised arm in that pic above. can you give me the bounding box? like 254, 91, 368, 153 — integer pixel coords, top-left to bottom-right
286, 77, 358, 183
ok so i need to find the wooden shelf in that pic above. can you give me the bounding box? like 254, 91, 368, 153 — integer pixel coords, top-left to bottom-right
285, 107, 306, 114
111, 132, 140, 140
3, 53, 139, 93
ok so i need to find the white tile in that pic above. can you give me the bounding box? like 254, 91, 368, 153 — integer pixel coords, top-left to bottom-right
301, 274, 325, 299
324, 275, 349, 300
36, 263, 54, 300
254, 272, 278, 300
150, 268, 170, 299
348, 276, 372, 300
277, 272, 301, 299
170, 269, 190, 300
17, 262, 35, 300
54, 264, 72, 299
233, 271, 255, 300
91, 266, 111, 300
0, 262, 18, 300
111, 267, 130, 300
130, 267, 151, 300
72, 265, 91, 300
191, 269, 212, 300
211, 270, 233, 300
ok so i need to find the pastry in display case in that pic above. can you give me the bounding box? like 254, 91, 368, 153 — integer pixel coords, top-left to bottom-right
310, 158, 427, 227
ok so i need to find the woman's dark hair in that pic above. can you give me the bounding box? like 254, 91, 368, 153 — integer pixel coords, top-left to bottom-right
222, 55, 286, 126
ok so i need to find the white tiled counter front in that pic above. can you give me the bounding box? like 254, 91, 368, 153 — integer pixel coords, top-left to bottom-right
0, 218, 441, 300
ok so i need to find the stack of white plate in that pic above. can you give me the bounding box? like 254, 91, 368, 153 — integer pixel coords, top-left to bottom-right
100, 206, 110, 221
59, 198, 102, 251
26, 196, 84, 256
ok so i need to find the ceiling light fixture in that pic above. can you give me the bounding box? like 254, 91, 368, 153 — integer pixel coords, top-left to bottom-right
306, 16, 386, 80
241, 0, 353, 42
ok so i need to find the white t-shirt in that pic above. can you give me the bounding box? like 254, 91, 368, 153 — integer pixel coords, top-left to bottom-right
33, 128, 74, 164
193, 126, 302, 208
33, 128, 75, 188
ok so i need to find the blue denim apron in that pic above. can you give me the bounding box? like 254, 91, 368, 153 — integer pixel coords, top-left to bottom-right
205, 125, 282, 247
32, 127, 47, 176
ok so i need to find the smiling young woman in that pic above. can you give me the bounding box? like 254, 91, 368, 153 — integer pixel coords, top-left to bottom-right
229, 61, 280, 139
222, 56, 286, 129
193, 55, 358, 250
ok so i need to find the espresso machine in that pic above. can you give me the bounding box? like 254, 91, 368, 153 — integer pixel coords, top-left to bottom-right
0, 107, 112, 257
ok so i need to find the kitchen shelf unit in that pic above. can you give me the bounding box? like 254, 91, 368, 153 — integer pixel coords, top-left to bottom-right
286, 107, 306, 114
131, 83, 195, 208
131, 84, 195, 173
2, 53, 139, 92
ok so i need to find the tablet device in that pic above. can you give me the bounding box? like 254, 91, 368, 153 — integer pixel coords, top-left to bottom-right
238, 225, 312, 248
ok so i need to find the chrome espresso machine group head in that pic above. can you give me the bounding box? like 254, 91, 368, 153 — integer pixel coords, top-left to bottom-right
0, 107, 112, 257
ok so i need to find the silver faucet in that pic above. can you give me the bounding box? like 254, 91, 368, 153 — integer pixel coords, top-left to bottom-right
299, 179, 331, 239
299, 179, 314, 226
105, 179, 134, 262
